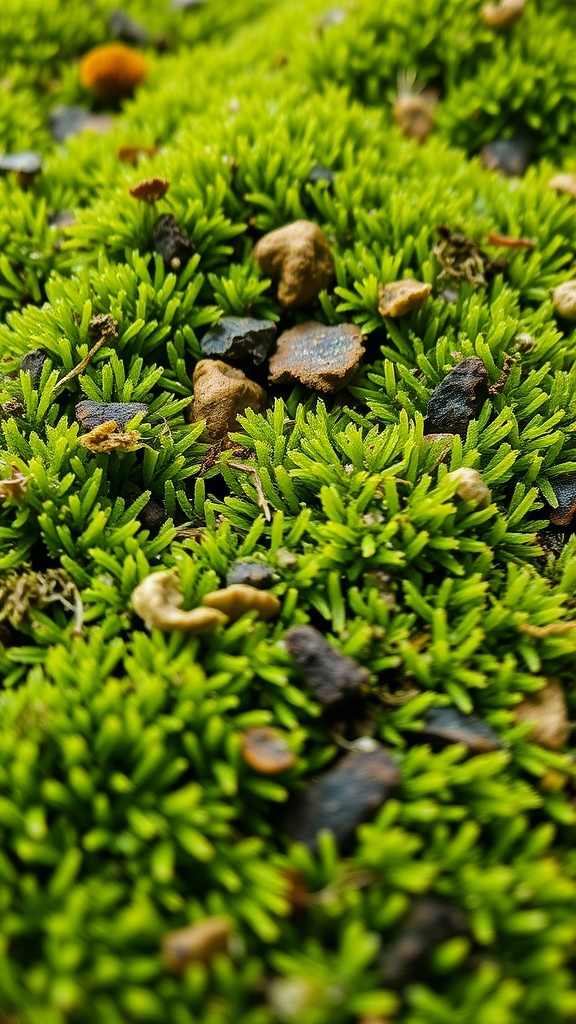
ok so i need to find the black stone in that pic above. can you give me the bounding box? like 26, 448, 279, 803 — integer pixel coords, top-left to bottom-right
108, 9, 150, 46
424, 357, 489, 438
416, 706, 503, 754
283, 747, 400, 852
201, 316, 277, 367
153, 214, 195, 271
19, 349, 48, 388
139, 498, 167, 534
480, 136, 532, 177
380, 896, 469, 986
285, 624, 369, 709
307, 164, 335, 186
75, 401, 149, 430
49, 106, 112, 143
226, 561, 276, 589
547, 474, 576, 527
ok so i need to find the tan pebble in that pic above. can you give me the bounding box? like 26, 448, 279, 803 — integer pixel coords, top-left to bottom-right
162, 916, 232, 973
548, 173, 576, 198
268, 321, 364, 393
540, 769, 568, 793
241, 726, 296, 774
378, 279, 432, 317
393, 94, 435, 143
553, 281, 576, 320
514, 679, 569, 751
190, 360, 266, 440
480, 0, 525, 28
203, 583, 281, 622
253, 220, 334, 308
131, 570, 228, 632
446, 468, 491, 509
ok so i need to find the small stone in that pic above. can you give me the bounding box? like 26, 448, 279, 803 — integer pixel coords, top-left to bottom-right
162, 916, 231, 973
108, 9, 150, 46
268, 321, 364, 393
548, 173, 576, 198
0, 151, 42, 177
19, 349, 47, 387
283, 746, 400, 852
49, 210, 76, 230
515, 332, 535, 352
253, 220, 334, 309
380, 897, 468, 986
129, 177, 170, 202
307, 164, 335, 186
480, 0, 525, 29
378, 279, 432, 317
190, 359, 267, 441
416, 706, 503, 754
285, 624, 369, 709
132, 570, 228, 632
446, 468, 492, 509
202, 584, 280, 622
153, 213, 194, 271
139, 498, 167, 534
75, 400, 148, 430
393, 95, 435, 143
80, 44, 148, 99
514, 679, 569, 751
547, 475, 576, 526
480, 136, 532, 177
201, 316, 277, 367
241, 727, 296, 774
553, 281, 576, 320
226, 561, 276, 589
118, 144, 158, 165
424, 358, 489, 438
49, 106, 114, 142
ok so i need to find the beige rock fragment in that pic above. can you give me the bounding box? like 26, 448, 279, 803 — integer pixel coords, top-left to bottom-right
162, 916, 232, 973
131, 570, 228, 632
548, 173, 576, 198
378, 279, 432, 317
480, 0, 525, 29
190, 359, 267, 440
202, 583, 281, 621
393, 94, 435, 143
446, 468, 492, 509
253, 220, 334, 308
514, 679, 569, 750
268, 321, 364, 393
553, 281, 576, 320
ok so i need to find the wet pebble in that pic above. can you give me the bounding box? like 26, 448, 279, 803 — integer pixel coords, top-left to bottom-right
424, 357, 489, 437
49, 106, 114, 142
285, 624, 369, 709
162, 916, 232, 973
227, 561, 276, 589
553, 281, 576, 320
378, 279, 432, 317
380, 896, 468, 986
190, 359, 267, 440
153, 213, 194, 271
268, 321, 364, 393
480, 136, 532, 177
202, 583, 280, 622
242, 726, 296, 774
514, 679, 568, 751
416, 706, 503, 754
108, 9, 150, 46
201, 316, 277, 367
75, 400, 148, 430
547, 474, 576, 526
283, 746, 400, 851
253, 220, 334, 308
19, 349, 47, 387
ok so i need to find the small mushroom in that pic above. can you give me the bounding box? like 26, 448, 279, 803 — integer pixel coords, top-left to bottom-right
189, 360, 266, 441
514, 679, 569, 750
445, 468, 492, 509
202, 583, 280, 622
378, 279, 432, 317
162, 916, 232, 973
241, 727, 296, 774
553, 281, 576, 320
252, 220, 334, 309
480, 0, 525, 29
80, 44, 148, 99
131, 570, 228, 632
129, 177, 170, 202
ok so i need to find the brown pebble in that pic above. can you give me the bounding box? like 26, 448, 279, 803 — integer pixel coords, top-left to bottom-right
153, 213, 194, 271
129, 177, 170, 202
553, 281, 576, 320
378, 279, 432, 317
253, 220, 334, 309
190, 360, 267, 441
514, 679, 569, 750
549, 173, 576, 198
393, 95, 435, 143
202, 583, 280, 622
446, 468, 492, 509
480, 0, 525, 29
380, 896, 468, 986
424, 358, 489, 438
547, 474, 576, 526
268, 321, 364, 393
132, 570, 228, 632
75, 400, 148, 430
162, 916, 232, 973
285, 625, 369, 709
242, 727, 296, 774
283, 746, 400, 852
416, 706, 503, 754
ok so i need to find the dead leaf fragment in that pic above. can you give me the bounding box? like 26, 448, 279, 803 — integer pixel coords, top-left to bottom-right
162, 916, 232, 973
202, 583, 281, 622
0, 464, 29, 499
78, 420, 143, 453
132, 571, 228, 632
486, 230, 536, 249
514, 679, 569, 750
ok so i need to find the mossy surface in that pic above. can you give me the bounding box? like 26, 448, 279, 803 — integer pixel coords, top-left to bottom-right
0, 1, 576, 1021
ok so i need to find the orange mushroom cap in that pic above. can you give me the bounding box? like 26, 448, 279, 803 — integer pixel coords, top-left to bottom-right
80, 44, 148, 99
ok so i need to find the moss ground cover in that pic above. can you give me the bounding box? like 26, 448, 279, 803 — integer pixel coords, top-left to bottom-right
1, 0, 576, 1021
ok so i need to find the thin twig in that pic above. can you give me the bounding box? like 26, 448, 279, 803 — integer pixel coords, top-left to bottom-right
54, 318, 118, 393
228, 460, 273, 522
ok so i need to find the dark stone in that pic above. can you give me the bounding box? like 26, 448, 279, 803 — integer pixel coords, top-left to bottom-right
49, 106, 114, 143
307, 164, 335, 186
547, 475, 576, 527
269, 321, 364, 393
283, 747, 400, 852
19, 349, 48, 388
380, 896, 469, 986
226, 561, 276, 589
139, 498, 167, 534
285, 624, 369, 709
153, 214, 195, 271
75, 400, 149, 430
0, 151, 42, 177
201, 316, 277, 367
424, 357, 489, 438
416, 706, 503, 754
108, 9, 150, 46
480, 136, 532, 177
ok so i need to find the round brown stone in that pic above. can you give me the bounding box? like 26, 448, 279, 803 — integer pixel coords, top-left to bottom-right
190, 360, 267, 440
241, 727, 296, 774
252, 220, 334, 309
268, 321, 364, 393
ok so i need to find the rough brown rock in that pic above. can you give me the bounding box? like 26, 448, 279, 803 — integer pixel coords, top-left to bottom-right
268, 321, 364, 393
424, 358, 489, 437
514, 680, 569, 750
378, 279, 432, 317
253, 220, 334, 308
553, 281, 576, 320
393, 95, 435, 143
190, 360, 267, 440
